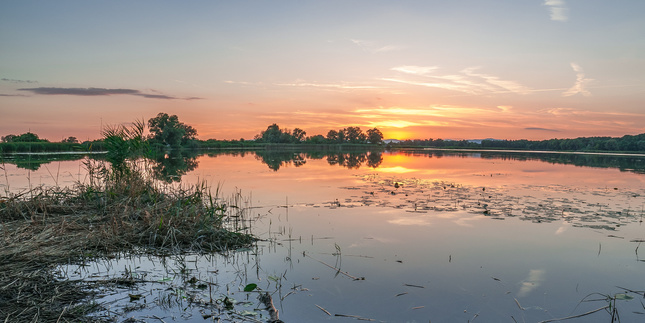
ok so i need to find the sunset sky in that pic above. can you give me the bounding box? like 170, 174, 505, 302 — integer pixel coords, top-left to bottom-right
1, 1, 644, 142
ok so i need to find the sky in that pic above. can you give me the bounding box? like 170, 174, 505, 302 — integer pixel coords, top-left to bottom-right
1, 0, 645, 142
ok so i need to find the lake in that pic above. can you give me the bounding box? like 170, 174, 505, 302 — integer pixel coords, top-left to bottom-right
2, 149, 645, 322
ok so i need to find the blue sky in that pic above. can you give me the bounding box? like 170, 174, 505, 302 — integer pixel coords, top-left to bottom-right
2, 0, 644, 141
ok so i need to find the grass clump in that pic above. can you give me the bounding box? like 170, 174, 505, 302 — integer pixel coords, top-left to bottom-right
0, 122, 256, 322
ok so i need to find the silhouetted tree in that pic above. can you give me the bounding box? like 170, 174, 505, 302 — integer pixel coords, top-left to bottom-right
326, 130, 339, 142
342, 127, 366, 143
1, 134, 16, 143
147, 113, 197, 148
292, 128, 306, 142
366, 128, 384, 144
61, 136, 78, 143
1, 132, 48, 143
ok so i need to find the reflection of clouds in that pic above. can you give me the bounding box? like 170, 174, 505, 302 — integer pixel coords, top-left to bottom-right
349, 236, 397, 248
453, 215, 486, 227
518, 269, 545, 297
387, 216, 431, 226
555, 223, 569, 234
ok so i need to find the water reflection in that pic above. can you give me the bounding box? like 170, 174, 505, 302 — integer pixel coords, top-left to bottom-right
2, 149, 645, 175
253, 150, 383, 171
401, 149, 645, 174
150, 150, 199, 183
1, 153, 96, 171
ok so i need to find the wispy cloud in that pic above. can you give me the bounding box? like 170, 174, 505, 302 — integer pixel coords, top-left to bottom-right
0, 93, 28, 97
276, 81, 382, 90
1, 78, 38, 84
385, 65, 532, 95
525, 127, 560, 132
17, 87, 201, 100
224, 80, 259, 85
391, 66, 439, 75
350, 39, 402, 54
562, 63, 593, 97
544, 0, 568, 22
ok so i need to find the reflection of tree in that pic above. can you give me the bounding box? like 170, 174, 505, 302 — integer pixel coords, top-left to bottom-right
366, 151, 383, 168
150, 151, 199, 183
403, 150, 645, 174
254, 151, 307, 171
7, 154, 89, 171
13, 159, 43, 171
254, 150, 383, 170
326, 152, 377, 169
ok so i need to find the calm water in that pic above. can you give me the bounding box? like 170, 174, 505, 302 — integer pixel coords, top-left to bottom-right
3, 149, 645, 322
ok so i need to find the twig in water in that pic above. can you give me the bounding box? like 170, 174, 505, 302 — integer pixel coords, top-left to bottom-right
537, 305, 609, 323
335, 313, 375, 321
315, 304, 331, 316
514, 298, 525, 311
304, 253, 364, 280
150, 315, 166, 323
636, 242, 641, 260
403, 283, 425, 288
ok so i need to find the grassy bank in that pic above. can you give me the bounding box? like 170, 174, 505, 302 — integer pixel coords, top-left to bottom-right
0, 158, 256, 322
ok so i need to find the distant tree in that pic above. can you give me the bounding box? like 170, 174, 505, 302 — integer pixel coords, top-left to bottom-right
3, 132, 48, 143
326, 130, 339, 142
307, 134, 326, 144
260, 124, 283, 143
337, 129, 346, 143
1, 134, 16, 143
61, 136, 79, 143
292, 128, 306, 142
258, 124, 296, 143
366, 128, 384, 144
343, 127, 366, 143
147, 113, 197, 148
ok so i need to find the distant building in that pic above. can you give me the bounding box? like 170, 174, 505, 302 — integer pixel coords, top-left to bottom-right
383, 139, 402, 144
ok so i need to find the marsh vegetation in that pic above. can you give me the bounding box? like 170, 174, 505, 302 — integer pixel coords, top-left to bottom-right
0, 124, 256, 322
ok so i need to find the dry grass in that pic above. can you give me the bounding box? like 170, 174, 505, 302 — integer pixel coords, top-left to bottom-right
0, 158, 256, 322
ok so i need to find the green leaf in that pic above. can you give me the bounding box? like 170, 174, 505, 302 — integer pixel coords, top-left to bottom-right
615, 293, 634, 300
268, 275, 279, 282
239, 310, 258, 316
243, 283, 257, 292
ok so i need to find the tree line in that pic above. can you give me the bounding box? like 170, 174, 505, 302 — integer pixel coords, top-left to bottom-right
391, 134, 645, 152
0, 113, 385, 153
253, 123, 384, 144
3, 112, 645, 153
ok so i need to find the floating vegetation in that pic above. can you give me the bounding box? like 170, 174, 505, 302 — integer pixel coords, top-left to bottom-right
331, 174, 645, 231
